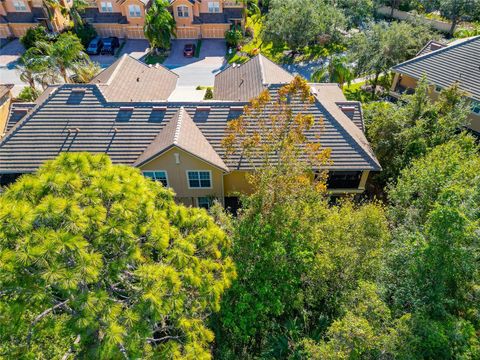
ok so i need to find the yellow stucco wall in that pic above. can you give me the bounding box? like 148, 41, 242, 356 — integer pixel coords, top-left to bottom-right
0, 93, 12, 137
121, 0, 146, 25
223, 171, 253, 195
139, 147, 225, 203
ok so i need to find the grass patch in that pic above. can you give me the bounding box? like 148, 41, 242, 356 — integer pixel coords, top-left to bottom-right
194, 39, 202, 58
114, 40, 126, 58
144, 51, 167, 65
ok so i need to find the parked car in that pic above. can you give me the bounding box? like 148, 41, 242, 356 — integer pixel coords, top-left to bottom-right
183, 43, 196, 57
101, 37, 120, 55
86, 37, 103, 55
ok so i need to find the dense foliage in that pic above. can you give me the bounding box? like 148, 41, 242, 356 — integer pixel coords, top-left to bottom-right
363, 78, 470, 191
0, 153, 235, 359
144, 0, 176, 50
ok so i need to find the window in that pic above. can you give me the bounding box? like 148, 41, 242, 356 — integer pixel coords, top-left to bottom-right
197, 197, 212, 210
326, 171, 362, 189
208, 1, 220, 13
100, 1, 113, 12
143, 171, 168, 187
13, 0, 27, 11
128, 4, 141, 17
177, 5, 189, 17
471, 101, 480, 115
187, 171, 211, 188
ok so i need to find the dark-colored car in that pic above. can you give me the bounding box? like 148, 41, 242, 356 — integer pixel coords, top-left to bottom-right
101, 37, 120, 55
183, 43, 196, 57
86, 37, 103, 55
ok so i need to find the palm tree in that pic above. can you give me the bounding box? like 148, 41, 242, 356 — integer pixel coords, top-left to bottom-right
311, 56, 354, 89
144, 0, 176, 52
17, 49, 59, 91
71, 60, 101, 83
35, 33, 87, 83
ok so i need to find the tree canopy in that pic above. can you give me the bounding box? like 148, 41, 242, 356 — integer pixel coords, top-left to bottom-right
144, 0, 176, 50
0, 153, 235, 359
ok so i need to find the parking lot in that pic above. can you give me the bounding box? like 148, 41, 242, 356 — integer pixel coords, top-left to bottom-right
89, 39, 150, 68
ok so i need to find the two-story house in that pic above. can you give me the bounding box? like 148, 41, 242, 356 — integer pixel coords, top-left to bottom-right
0, 54, 381, 210
0, 0, 70, 39
390, 36, 480, 134
82, 0, 244, 40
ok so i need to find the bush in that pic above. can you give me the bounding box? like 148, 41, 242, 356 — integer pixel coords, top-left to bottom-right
204, 87, 213, 99
20, 26, 48, 49
225, 29, 243, 47
74, 23, 97, 48
17, 86, 40, 102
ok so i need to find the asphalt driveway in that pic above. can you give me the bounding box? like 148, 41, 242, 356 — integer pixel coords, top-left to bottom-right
164, 39, 227, 87
90, 39, 150, 68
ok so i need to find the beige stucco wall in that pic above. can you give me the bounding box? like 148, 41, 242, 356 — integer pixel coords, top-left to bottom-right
199, 0, 224, 13
172, 0, 194, 26
3, 0, 31, 13
223, 171, 253, 195
0, 93, 12, 137
92, 23, 145, 39
0, 24, 11, 38
8, 23, 36, 37
0, 2, 7, 16
120, 0, 145, 25
95, 0, 122, 13
139, 147, 225, 203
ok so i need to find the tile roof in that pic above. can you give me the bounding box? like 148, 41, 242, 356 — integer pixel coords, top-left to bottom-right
91, 55, 179, 101
415, 39, 447, 57
0, 84, 380, 173
392, 35, 480, 101
0, 84, 13, 101
213, 54, 294, 101
82, 8, 127, 23
0, 55, 380, 174
134, 107, 228, 171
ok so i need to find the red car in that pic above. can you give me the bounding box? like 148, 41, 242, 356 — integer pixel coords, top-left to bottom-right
183, 43, 196, 57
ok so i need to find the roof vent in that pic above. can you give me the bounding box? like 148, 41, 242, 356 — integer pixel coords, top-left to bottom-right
230, 105, 244, 111
120, 106, 134, 111
340, 106, 356, 113
155, 63, 160, 68
152, 106, 167, 111
148, 64, 153, 68
72, 88, 85, 93
197, 106, 211, 111
13, 108, 29, 113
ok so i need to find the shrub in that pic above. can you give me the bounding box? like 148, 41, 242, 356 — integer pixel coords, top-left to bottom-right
74, 23, 97, 48
204, 87, 213, 99
17, 86, 40, 102
20, 26, 48, 49
225, 29, 243, 47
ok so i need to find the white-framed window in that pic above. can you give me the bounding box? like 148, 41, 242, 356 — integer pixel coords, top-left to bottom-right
177, 5, 189, 17
472, 100, 480, 115
100, 1, 113, 12
208, 1, 220, 13
187, 170, 212, 189
197, 197, 212, 210
128, 4, 142, 17
13, 0, 27, 11
143, 170, 168, 187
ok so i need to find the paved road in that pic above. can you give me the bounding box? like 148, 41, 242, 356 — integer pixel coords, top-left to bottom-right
0, 39, 150, 96
0, 40, 26, 96
165, 40, 227, 88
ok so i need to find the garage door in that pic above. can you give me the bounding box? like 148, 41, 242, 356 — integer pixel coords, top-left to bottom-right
202, 27, 226, 38
177, 27, 199, 39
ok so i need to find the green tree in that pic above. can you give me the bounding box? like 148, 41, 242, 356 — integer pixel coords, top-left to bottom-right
71, 60, 101, 83
17, 86, 41, 102
438, 0, 480, 35
144, 0, 176, 51
0, 153, 236, 359
350, 21, 434, 95
33, 32, 87, 83
262, 0, 345, 52
311, 56, 354, 88
384, 135, 480, 359
17, 48, 61, 92
215, 78, 389, 358
363, 78, 470, 191
20, 25, 49, 50
337, 0, 374, 28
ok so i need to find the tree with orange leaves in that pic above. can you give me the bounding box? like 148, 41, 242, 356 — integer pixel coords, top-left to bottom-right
214, 77, 389, 358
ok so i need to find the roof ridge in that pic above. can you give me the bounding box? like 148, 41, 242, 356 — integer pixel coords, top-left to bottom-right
173, 106, 184, 144
258, 54, 267, 84
316, 97, 381, 171
105, 54, 127, 86
393, 35, 480, 71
